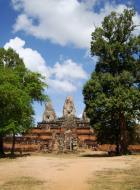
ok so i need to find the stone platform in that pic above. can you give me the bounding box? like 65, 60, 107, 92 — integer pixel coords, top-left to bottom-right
4, 96, 96, 152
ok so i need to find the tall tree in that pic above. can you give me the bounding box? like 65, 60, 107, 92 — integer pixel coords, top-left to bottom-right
83, 9, 140, 155
0, 48, 48, 156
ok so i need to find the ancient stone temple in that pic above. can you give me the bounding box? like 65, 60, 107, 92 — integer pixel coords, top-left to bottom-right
4, 96, 96, 152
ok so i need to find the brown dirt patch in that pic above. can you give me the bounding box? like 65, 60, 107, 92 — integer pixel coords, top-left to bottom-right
0, 152, 140, 190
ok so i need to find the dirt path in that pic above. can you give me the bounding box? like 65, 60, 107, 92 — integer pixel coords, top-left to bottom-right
0, 153, 139, 190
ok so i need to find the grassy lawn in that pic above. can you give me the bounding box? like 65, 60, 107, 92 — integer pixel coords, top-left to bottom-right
89, 158, 140, 190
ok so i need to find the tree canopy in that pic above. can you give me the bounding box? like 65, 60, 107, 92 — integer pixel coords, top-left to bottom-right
0, 48, 48, 156
83, 9, 140, 155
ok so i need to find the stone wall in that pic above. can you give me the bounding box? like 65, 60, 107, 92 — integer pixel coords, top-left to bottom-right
4, 96, 96, 153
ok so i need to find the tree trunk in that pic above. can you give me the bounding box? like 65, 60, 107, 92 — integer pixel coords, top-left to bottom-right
11, 132, 16, 156
111, 112, 120, 155
0, 134, 5, 157
115, 135, 120, 155
115, 124, 120, 155
119, 112, 128, 155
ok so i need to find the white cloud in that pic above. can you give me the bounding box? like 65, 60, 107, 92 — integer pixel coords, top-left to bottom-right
52, 59, 87, 80
12, 0, 94, 48
4, 37, 50, 78
11, 0, 140, 48
48, 79, 76, 93
49, 59, 88, 92
4, 37, 87, 92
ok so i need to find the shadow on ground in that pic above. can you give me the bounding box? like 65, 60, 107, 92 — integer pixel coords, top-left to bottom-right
0, 153, 31, 159
79, 153, 109, 157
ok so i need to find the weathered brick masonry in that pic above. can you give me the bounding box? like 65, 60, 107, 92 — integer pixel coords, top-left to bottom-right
4, 96, 96, 152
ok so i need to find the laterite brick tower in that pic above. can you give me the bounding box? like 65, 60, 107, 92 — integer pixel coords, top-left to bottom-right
4, 96, 96, 152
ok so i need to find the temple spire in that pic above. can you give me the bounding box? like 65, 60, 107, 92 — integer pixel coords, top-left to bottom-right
82, 109, 90, 122
63, 96, 76, 117
42, 102, 56, 122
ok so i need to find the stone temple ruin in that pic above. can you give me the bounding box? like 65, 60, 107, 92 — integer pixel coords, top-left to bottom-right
4, 96, 96, 152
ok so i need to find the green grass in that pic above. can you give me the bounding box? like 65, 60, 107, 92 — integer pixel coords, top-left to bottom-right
0, 176, 45, 190
89, 164, 140, 190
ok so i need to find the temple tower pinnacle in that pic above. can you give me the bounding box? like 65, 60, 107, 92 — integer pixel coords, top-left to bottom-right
42, 102, 56, 122
63, 96, 76, 117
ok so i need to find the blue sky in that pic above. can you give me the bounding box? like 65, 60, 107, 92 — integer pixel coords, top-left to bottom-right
1, 0, 140, 123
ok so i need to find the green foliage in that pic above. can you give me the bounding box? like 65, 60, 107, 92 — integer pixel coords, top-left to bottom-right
0, 48, 48, 155
83, 9, 140, 154
91, 9, 140, 75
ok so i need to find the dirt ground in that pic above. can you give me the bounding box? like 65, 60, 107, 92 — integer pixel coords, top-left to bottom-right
0, 151, 140, 190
